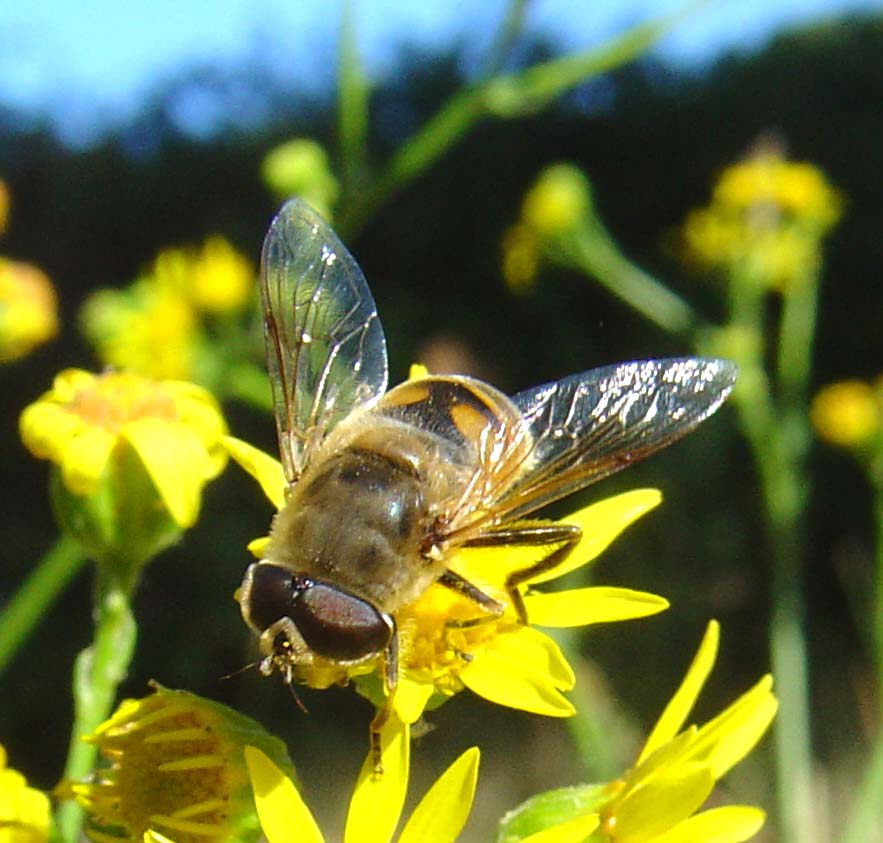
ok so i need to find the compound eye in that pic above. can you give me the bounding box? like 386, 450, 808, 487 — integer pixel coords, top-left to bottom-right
243, 563, 299, 632
293, 583, 392, 662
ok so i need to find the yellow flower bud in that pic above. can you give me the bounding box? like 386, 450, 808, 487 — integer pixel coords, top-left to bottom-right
261, 139, 339, 219
810, 380, 880, 448
0, 258, 58, 363
521, 164, 590, 237
0, 743, 51, 843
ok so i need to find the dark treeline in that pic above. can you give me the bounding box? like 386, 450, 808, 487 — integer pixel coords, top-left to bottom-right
1, 13, 879, 801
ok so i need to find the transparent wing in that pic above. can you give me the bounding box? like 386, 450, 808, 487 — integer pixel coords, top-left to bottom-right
488, 358, 737, 522
261, 199, 388, 483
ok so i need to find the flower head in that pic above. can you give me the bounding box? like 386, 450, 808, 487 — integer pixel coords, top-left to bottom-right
80, 237, 254, 382
20, 369, 227, 567
246, 716, 479, 843
497, 621, 777, 843
225, 386, 668, 730
0, 258, 58, 363
680, 144, 842, 292
73, 686, 293, 843
0, 743, 51, 843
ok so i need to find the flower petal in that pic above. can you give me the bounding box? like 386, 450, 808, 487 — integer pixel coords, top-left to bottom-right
644, 806, 766, 843
525, 587, 668, 627
393, 676, 435, 725
223, 435, 286, 509
614, 763, 715, 843
244, 746, 323, 843
638, 621, 719, 764
685, 675, 777, 779
528, 489, 662, 584
344, 716, 409, 843
398, 747, 479, 843
515, 813, 600, 843
59, 426, 116, 495
123, 419, 212, 527
461, 627, 575, 717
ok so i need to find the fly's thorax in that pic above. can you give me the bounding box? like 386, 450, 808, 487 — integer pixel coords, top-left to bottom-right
265, 414, 466, 612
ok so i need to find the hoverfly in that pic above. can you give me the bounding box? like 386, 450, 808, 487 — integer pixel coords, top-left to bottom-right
239, 199, 736, 766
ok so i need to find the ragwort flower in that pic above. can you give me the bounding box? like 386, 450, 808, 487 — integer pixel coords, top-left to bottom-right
497, 621, 777, 843
80, 236, 254, 382
72, 685, 293, 843
20, 369, 227, 568
810, 379, 881, 450
680, 144, 842, 292
0, 743, 51, 843
246, 716, 479, 843
224, 410, 668, 728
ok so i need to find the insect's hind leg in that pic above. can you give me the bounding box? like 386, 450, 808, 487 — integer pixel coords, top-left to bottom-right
463, 523, 582, 624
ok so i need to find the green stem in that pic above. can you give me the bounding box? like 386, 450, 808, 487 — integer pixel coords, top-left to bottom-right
480, 0, 530, 79
871, 462, 883, 696
56, 571, 137, 843
843, 729, 883, 843
568, 220, 700, 340
728, 267, 816, 843
337, 0, 369, 202
0, 536, 86, 678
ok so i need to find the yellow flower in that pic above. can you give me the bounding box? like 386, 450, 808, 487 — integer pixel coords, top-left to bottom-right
20, 370, 227, 566
224, 431, 668, 727
0, 743, 51, 843
499, 622, 776, 843
80, 279, 199, 381
154, 237, 253, 315
681, 147, 841, 292
72, 686, 294, 843
246, 716, 479, 843
261, 139, 339, 219
0, 258, 58, 363
810, 380, 881, 449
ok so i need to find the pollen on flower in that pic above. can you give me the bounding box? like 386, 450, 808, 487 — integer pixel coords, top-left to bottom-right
75, 690, 253, 843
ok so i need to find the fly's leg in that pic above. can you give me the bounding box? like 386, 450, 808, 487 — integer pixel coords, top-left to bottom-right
369, 622, 399, 777
462, 522, 582, 623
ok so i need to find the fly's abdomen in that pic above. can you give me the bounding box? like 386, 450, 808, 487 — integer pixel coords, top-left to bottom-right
266, 424, 440, 609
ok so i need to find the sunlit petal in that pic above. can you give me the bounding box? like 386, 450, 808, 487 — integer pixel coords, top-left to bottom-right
222, 435, 286, 509
613, 764, 715, 843
685, 676, 777, 778
644, 806, 766, 843
525, 586, 668, 627
398, 747, 479, 843
345, 717, 409, 843
393, 677, 435, 725
462, 628, 575, 716
58, 425, 116, 495
638, 621, 719, 764
124, 419, 211, 527
245, 746, 323, 843
528, 489, 662, 584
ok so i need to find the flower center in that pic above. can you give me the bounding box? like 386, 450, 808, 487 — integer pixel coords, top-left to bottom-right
69, 373, 178, 432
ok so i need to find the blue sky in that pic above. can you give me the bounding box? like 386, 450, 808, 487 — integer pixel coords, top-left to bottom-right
1, 0, 880, 143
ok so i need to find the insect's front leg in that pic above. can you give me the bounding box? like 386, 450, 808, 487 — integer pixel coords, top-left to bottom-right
369, 620, 399, 777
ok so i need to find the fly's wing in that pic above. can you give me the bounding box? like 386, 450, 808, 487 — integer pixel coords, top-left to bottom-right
487, 358, 737, 522
261, 199, 388, 484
